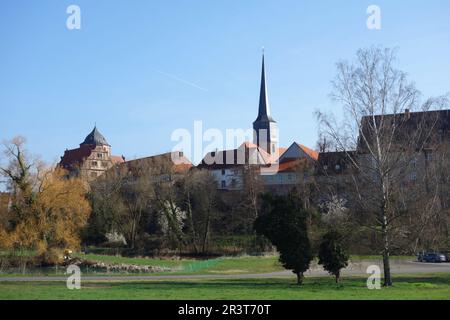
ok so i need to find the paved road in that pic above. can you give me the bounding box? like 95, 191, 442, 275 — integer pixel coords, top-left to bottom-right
1, 261, 449, 282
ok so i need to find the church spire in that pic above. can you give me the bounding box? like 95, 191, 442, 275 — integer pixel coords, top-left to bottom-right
256, 51, 274, 122
253, 50, 279, 155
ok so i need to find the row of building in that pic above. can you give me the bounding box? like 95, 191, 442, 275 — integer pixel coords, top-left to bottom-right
57, 54, 450, 196
58, 54, 321, 192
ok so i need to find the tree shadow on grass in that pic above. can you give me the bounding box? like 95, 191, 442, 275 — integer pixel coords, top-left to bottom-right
103, 277, 360, 291
102, 274, 450, 292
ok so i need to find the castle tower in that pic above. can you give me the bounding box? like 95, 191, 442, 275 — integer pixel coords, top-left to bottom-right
253, 52, 278, 154
60, 126, 124, 181
80, 126, 111, 156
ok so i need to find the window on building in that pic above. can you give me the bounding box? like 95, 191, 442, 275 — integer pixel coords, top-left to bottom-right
410, 172, 417, 182
97, 153, 103, 158
335, 164, 341, 171
91, 161, 98, 167
221, 180, 226, 188
221, 169, 226, 175
288, 174, 292, 180
426, 153, 433, 162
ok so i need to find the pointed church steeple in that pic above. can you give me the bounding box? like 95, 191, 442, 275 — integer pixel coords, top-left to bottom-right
256, 52, 275, 122
253, 51, 279, 155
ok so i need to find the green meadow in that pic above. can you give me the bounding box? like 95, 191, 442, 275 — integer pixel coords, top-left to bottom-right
1, 274, 449, 300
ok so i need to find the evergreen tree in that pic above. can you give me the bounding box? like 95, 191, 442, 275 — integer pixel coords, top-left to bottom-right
255, 194, 312, 285
318, 230, 349, 283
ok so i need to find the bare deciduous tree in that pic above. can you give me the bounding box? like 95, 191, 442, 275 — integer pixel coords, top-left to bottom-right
316, 47, 449, 286
182, 169, 218, 254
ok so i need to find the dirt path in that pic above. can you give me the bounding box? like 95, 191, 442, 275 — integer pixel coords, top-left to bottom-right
1, 261, 449, 282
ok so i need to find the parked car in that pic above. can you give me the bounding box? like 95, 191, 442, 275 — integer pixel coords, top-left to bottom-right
444, 252, 450, 262
418, 252, 446, 263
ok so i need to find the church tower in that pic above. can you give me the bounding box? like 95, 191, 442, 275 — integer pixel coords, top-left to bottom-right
253, 52, 278, 154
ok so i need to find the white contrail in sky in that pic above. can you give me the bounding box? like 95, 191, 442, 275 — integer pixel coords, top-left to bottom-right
155, 70, 208, 92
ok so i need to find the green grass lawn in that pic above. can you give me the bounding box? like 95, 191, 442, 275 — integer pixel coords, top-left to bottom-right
0, 274, 449, 300
74, 253, 192, 268
0, 255, 285, 277
77, 253, 414, 265
74, 253, 286, 275
73, 253, 414, 275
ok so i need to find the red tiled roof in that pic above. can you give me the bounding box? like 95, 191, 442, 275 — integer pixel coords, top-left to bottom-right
110, 155, 125, 164
295, 143, 319, 161
122, 152, 193, 174
278, 158, 310, 172
278, 147, 288, 157
265, 147, 288, 164
59, 145, 95, 168
263, 158, 310, 174
173, 163, 194, 173
59, 145, 125, 169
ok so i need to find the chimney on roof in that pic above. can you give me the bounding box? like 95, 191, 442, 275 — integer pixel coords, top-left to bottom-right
405, 108, 411, 120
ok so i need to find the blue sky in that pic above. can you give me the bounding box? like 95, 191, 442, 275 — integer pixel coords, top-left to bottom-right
1, 0, 449, 165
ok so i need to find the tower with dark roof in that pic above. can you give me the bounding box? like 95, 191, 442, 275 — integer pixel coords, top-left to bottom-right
59, 126, 124, 181
80, 126, 110, 147
253, 53, 279, 155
